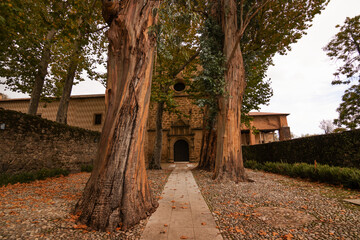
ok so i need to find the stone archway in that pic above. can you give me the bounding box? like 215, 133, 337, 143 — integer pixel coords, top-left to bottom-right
174, 139, 189, 162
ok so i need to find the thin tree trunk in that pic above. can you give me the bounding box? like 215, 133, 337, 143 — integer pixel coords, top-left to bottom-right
74, 0, 159, 231
149, 101, 164, 169
28, 28, 57, 115
213, 0, 247, 182
56, 40, 81, 124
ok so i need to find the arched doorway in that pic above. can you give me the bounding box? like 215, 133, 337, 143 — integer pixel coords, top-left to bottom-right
174, 140, 189, 162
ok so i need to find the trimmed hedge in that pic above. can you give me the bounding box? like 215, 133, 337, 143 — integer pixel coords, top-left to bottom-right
0, 168, 70, 186
81, 164, 93, 172
245, 160, 360, 189
243, 129, 360, 169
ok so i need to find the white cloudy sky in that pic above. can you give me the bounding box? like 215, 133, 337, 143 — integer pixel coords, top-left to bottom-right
259, 0, 360, 136
1, 0, 359, 136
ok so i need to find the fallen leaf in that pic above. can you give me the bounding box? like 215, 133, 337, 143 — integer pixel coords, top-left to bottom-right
282, 233, 294, 240
235, 227, 245, 234
259, 230, 267, 236
201, 222, 206, 225
164, 224, 168, 227
180, 236, 188, 239
73, 224, 88, 229
172, 206, 176, 209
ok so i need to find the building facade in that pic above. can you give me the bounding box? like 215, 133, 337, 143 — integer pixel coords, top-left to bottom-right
0, 92, 291, 163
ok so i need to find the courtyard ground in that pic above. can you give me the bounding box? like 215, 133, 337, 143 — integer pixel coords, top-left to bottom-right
0, 165, 359, 239
193, 169, 360, 240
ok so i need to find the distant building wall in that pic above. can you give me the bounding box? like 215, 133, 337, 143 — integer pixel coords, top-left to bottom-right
0, 93, 291, 163
0, 108, 100, 174
0, 95, 105, 132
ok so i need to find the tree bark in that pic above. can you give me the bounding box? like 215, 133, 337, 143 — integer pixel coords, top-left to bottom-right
74, 0, 159, 231
197, 108, 216, 171
213, 0, 247, 182
27, 28, 57, 115
56, 40, 81, 124
148, 101, 164, 169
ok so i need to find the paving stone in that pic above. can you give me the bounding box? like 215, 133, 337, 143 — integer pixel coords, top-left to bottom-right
343, 199, 360, 206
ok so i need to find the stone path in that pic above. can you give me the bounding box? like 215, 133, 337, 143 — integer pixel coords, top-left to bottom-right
141, 163, 223, 240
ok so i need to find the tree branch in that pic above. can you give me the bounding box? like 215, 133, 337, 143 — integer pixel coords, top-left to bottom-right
225, 0, 272, 69
350, 31, 360, 56
171, 50, 200, 78
86, 25, 109, 34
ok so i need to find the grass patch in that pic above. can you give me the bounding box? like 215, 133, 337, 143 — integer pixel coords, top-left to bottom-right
0, 168, 70, 186
245, 160, 360, 189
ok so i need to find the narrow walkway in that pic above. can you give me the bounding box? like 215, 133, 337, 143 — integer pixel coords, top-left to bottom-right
141, 163, 223, 240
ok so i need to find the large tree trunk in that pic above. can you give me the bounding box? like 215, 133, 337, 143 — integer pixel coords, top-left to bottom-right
213, 0, 247, 182
148, 101, 164, 169
56, 40, 81, 124
28, 28, 57, 115
197, 108, 216, 171
74, 0, 159, 231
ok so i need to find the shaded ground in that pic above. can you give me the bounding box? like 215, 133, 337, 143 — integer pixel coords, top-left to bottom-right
192, 169, 360, 240
0, 169, 172, 240
1, 167, 359, 240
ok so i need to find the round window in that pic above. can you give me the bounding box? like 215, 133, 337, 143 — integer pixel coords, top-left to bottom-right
174, 82, 185, 92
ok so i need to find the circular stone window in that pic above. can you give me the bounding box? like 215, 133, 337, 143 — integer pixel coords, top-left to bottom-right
174, 82, 186, 92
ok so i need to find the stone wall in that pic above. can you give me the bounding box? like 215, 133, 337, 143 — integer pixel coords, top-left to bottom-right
0, 108, 100, 174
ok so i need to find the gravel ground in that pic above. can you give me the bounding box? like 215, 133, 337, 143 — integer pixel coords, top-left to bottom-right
0, 169, 172, 240
192, 168, 360, 240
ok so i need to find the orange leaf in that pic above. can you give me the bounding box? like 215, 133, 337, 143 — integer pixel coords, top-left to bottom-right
73, 224, 87, 229
172, 206, 176, 209
164, 224, 168, 227
282, 233, 294, 240
235, 227, 245, 234
259, 230, 267, 236
201, 222, 206, 225
180, 236, 189, 239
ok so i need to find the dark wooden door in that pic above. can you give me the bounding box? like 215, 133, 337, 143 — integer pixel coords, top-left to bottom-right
174, 140, 189, 162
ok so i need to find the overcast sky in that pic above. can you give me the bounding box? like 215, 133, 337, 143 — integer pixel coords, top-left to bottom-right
260, 0, 360, 136
1, 0, 359, 136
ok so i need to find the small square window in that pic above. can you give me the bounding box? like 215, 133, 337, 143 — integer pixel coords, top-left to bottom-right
94, 114, 102, 125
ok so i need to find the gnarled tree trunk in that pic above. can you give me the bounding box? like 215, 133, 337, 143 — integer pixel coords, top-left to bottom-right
213, 0, 247, 182
28, 28, 57, 115
148, 101, 164, 169
74, 0, 159, 231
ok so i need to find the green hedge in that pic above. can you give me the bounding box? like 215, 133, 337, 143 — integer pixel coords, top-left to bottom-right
243, 129, 360, 169
245, 160, 360, 189
0, 168, 70, 186
81, 164, 93, 172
